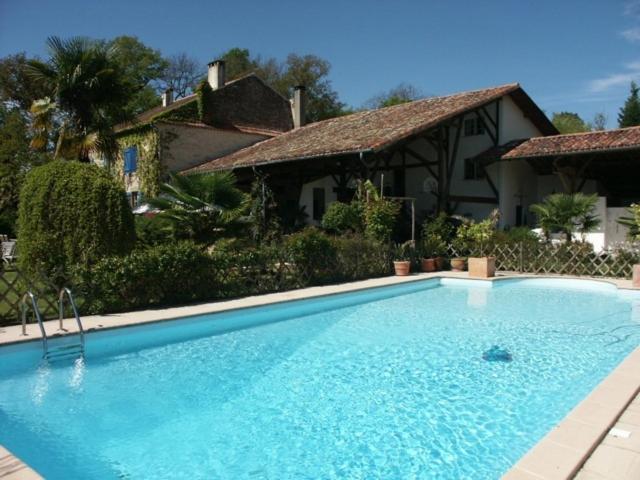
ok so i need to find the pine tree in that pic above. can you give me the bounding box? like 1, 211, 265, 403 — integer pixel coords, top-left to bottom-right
618, 81, 640, 127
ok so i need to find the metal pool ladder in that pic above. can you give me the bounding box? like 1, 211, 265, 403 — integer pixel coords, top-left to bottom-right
21, 288, 85, 360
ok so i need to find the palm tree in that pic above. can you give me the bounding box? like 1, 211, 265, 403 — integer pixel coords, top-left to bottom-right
27, 36, 134, 163
148, 172, 248, 243
530, 193, 600, 242
617, 204, 640, 240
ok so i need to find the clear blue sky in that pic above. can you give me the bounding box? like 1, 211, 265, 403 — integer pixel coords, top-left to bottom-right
1, 0, 638, 128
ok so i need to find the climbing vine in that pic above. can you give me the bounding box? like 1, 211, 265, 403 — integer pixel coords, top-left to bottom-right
152, 101, 199, 123
196, 80, 214, 122
115, 126, 162, 198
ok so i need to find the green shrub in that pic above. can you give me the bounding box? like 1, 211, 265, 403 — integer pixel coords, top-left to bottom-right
134, 215, 173, 247
74, 241, 218, 314
494, 226, 539, 244
421, 213, 455, 244
332, 235, 392, 279
285, 227, 337, 285
364, 198, 401, 242
321, 201, 363, 233
17, 160, 135, 284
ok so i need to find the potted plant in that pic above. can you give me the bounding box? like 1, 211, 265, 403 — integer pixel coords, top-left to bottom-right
421, 213, 454, 271
421, 233, 445, 272
465, 213, 499, 278
393, 241, 413, 276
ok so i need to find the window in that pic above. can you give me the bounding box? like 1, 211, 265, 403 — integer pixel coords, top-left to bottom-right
464, 158, 485, 180
312, 188, 325, 221
123, 146, 138, 173
463, 116, 485, 136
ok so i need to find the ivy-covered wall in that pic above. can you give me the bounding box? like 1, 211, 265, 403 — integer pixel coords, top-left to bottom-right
115, 126, 163, 198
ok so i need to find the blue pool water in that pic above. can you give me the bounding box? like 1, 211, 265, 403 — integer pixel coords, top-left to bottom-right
1, 278, 640, 479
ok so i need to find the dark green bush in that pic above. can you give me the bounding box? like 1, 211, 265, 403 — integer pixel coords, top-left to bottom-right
285, 227, 337, 285
17, 160, 135, 284
74, 241, 218, 314
321, 201, 363, 233
333, 235, 392, 279
135, 214, 173, 247
494, 226, 539, 244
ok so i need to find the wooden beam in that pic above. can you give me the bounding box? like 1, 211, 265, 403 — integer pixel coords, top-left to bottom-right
485, 171, 500, 200
449, 195, 498, 204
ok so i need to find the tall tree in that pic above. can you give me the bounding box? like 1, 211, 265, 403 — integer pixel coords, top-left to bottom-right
551, 112, 591, 134
160, 53, 204, 99
27, 36, 135, 162
0, 105, 49, 235
219, 48, 345, 122
364, 83, 423, 109
618, 81, 640, 128
0, 53, 50, 111
106, 36, 168, 114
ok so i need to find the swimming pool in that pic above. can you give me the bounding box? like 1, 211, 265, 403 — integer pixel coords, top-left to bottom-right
1, 277, 639, 478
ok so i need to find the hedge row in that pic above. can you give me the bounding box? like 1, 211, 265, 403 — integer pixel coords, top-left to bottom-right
73, 230, 393, 315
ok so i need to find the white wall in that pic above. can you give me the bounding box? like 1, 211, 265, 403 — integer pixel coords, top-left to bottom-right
299, 176, 339, 226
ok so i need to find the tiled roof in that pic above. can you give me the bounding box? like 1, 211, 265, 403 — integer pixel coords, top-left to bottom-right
503, 126, 640, 159
188, 83, 550, 173
473, 139, 528, 163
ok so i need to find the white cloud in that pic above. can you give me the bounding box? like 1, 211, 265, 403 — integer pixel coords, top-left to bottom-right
621, 27, 640, 42
588, 61, 640, 93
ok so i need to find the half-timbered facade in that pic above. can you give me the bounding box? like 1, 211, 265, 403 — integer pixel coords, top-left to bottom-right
188, 83, 557, 229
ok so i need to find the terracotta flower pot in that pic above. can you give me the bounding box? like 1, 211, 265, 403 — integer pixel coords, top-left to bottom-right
393, 260, 411, 276
434, 256, 444, 271
450, 257, 467, 272
421, 258, 436, 272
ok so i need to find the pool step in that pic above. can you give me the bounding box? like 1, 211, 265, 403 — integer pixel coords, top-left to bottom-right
45, 343, 84, 361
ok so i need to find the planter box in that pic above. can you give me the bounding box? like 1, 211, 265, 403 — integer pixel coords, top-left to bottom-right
468, 257, 496, 278
634, 264, 640, 288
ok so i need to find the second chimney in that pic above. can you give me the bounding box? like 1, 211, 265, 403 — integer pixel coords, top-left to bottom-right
208, 60, 226, 90
292, 85, 306, 129
161, 88, 173, 107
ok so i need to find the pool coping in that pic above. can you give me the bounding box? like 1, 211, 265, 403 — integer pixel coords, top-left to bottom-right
0, 271, 638, 480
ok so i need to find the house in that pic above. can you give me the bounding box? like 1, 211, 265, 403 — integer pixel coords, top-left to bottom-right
185, 81, 640, 250
187, 83, 557, 228
96, 60, 296, 208
500, 127, 640, 249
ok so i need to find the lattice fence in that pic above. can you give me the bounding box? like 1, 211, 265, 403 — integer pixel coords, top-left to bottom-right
447, 242, 639, 278
0, 265, 60, 326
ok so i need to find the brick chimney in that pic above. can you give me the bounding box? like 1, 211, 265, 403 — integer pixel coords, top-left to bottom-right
208, 60, 226, 90
292, 85, 306, 129
161, 88, 173, 107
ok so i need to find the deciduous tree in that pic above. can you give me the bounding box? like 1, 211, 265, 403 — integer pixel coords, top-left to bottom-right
551, 112, 591, 134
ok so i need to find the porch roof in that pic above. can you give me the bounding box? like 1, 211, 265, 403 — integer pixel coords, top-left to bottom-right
186, 82, 556, 173
502, 126, 640, 160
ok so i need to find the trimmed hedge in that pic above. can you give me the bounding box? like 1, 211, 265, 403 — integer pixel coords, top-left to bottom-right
74, 241, 219, 314
17, 160, 135, 284
73, 233, 394, 315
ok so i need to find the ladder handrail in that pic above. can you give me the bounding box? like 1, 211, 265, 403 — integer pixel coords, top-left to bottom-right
21, 291, 47, 353
58, 287, 85, 349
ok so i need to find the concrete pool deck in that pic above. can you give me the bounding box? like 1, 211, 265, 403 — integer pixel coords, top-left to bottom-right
0, 271, 639, 479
